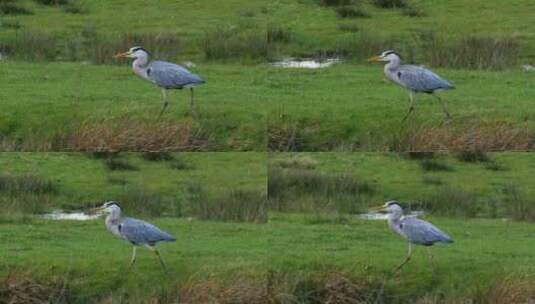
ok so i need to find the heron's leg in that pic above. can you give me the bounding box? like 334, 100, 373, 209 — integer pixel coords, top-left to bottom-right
433, 94, 451, 119
159, 89, 169, 117
394, 242, 412, 273
189, 88, 198, 117
426, 247, 437, 271
190, 88, 194, 109
401, 92, 415, 122
129, 246, 137, 268
426, 247, 434, 263
147, 245, 169, 275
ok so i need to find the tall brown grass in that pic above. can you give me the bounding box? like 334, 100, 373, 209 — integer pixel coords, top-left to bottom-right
0, 271, 69, 304
268, 270, 377, 304
69, 119, 213, 152
388, 120, 534, 152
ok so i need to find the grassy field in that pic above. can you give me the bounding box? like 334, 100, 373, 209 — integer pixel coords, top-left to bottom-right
267, 65, 535, 151
1, 0, 535, 61
0, 62, 267, 151
1, 61, 534, 151
2, 213, 534, 303
2, 152, 535, 302
0, 152, 267, 216
269, 152, 535, 219
1, 0, 535, 151
267, 213, 535, 303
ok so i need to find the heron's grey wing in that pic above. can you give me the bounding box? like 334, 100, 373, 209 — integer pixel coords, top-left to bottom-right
401, 217, 453, 245
398, 65, 454, 93
119, 218, 176, 245
148, 61, 205, 89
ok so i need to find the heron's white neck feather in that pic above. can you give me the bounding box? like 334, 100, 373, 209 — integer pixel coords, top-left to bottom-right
132, 59, 151, 82
105, 210, 122, 239
387, 213, 405, 239
383, 60, 405, 88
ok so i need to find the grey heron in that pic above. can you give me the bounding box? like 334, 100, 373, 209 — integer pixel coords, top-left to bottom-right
368, 50, 455, 121
92, 201, 176, 274
115, 46, 205, 116
370, 201, 453, 273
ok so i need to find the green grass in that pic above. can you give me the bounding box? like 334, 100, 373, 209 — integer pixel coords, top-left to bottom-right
1, 214, 534, 302
269, 153, 535, 217
0, 217, 269, 302
1, 61, 534, 151
267, 213, 535, 302
0, 152, 266, 212
0, 62, 267, 151
268, 65, 535, 151
1, 152, 535, 302
1, 1, 535, 151
1, 0, 535, 61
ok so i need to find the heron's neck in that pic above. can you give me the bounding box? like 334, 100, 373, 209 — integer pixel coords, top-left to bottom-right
105, 209, 121, 222
385, 58, 401, 71
387, 213, 404, 237
133, 55, 149, 67
105, 212, 122, 238
132, 58, 150, 81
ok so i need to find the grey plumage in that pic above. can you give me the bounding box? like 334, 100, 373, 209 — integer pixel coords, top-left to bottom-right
398, 216, 453, 246
372, 201, 453, 273
396, 65, 455, 94
115, 46, 205, 116
95, 201, 175, 274
148, 61, 205, 90
118, 217, 176, 246
369, 50, 455, 121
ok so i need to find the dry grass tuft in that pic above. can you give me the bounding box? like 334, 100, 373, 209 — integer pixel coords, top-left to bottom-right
481, 275, 535, 304
276, 155, 318, 170
190, 185, 268, 223
390, 120, 534, 152
269, 270, 374, 304
69, 119, 213, 152
179, 277, 268, 304
0, 271, 69, 304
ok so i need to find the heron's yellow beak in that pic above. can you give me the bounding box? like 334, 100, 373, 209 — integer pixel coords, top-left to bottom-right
114, 51, 130, 59
369, 205, 387, 212
367, 56, 382, 62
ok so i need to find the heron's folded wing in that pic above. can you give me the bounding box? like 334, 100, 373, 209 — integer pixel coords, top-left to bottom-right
401, 217, 453, 245
120, 218, 176, 244
399, 65, 453, 92
148, 61, 204, 89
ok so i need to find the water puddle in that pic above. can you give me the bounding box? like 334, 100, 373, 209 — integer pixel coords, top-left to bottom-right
523, 64, 535, 72
42, 210, 100, 221
359, 211, 424, 220
271, 58, 341, 69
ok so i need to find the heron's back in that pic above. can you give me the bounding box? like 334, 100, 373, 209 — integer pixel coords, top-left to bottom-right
396, 65, 454, 93
401, 217, 453, 246
119, 217, 176, 246
148, 61, 205, 89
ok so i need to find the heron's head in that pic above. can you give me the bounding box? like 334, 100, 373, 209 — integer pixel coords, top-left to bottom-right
368, 50, 401, 63
91, 201, 122, 215
370, 201, 403, 215
114, 46, 150, 59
